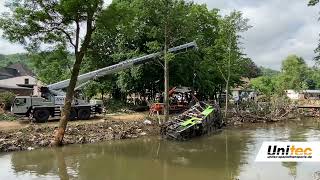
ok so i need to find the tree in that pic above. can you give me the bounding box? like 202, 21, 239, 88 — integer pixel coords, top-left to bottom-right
87, 0, 194, 122
259, 67, 280, 76
0, 0, 104, 146
31, 47, 73, 84
86, 0, 251, 113
138, 0, 191, 121
278, 55, 309, 91
206, 11, 251, 118
0, 53, 31, 67
251, 76, 277, 96
242, 58, 261, 78
308, 0, 319, 6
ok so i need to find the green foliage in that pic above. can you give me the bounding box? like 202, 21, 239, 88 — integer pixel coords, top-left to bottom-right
308, 0, 319, 6
251, 55, 320, 96
0, 113, 17, 121
83, 0, 256, 100
251, 76, 277, 96
242, 58, 261, 78
260, 67, 280, 76
0, 91, 16, 110
204, 10, 252, 91
0, 0, 259, 102
0, 0, 103, 50
0, 53, 31, 68
30, 47, 73, 84
278, 55, 309, 91
104, 99, 132, 113
308, 67, 320, 89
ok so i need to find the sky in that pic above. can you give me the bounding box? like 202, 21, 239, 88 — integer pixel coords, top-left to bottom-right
0, 0, 319, 70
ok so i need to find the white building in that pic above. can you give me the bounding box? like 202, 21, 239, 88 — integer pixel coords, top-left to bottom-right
0, 75, 41, 95
286, 90, 320, 100
0, 63, 41, 95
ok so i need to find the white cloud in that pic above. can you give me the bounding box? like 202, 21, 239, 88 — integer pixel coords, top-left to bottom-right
193, 0, 320, 70
0, 0, 319, 70
0, 1, 26, 54
0, 38, 25, 54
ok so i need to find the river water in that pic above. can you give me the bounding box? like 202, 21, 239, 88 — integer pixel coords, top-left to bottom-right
1, 119, 320, 180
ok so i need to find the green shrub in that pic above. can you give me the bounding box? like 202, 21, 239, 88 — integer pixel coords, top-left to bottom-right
0, 113, 17, 121
0, 91, 16, 110
104, 99, 133, 113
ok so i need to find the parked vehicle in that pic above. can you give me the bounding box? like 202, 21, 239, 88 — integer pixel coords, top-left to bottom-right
11, 42, 197, 122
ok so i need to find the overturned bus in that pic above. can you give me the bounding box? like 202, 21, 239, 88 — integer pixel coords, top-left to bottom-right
160, 102, 223, 140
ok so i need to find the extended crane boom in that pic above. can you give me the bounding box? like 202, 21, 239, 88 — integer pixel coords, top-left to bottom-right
11, 41, 197, 122
47, 41, 197, 90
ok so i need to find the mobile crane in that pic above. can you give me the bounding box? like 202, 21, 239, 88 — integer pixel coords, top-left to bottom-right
11, 42, 197, 122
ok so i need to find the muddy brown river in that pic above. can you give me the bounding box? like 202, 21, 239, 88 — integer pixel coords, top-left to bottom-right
1, 119, 320, 180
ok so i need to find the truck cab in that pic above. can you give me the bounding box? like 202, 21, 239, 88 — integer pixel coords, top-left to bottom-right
11, 96, 54, 116
11, 96, 31, 115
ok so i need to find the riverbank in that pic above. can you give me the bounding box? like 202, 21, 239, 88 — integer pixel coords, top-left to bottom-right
0, 113, 159, 152
0, 110, 316, 153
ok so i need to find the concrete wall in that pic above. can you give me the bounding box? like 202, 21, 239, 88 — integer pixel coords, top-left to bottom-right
0, 76, 42, 95
0, 76, 37, 86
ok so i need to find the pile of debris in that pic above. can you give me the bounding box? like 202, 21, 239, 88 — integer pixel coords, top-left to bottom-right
0, 119, 159, 152
160, 102, 223, 140
228, 99, 297, 125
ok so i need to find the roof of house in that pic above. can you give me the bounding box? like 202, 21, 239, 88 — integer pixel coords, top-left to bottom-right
7, 63, 34, 76
0, 63, 34, 80
0, 67, 19, 78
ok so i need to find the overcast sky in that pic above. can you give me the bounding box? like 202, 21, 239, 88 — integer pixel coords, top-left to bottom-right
0, 0, 319, 70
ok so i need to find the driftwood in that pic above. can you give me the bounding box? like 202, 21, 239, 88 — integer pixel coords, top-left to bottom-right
228, 100, 297, 125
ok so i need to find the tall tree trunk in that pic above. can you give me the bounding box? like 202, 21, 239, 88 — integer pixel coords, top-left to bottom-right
224, 34, 232, 121
224, 81, 229, 118
164, 46, 170, 122
52, 55, 83, 146
164, 22, 170, 122
51, 17, 94, 146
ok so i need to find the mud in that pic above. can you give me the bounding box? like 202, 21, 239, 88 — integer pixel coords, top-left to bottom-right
0, 118, 159, 152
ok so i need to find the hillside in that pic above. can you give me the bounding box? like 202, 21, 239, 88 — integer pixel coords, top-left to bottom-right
0, 53, 31, 68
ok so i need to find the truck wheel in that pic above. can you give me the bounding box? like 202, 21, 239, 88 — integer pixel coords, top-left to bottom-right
78, 109, 91, 120
34, 109, 50, 123
69, 109, 77, 120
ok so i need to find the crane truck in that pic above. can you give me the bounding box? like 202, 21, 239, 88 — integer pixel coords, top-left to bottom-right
11, 42, 198, 122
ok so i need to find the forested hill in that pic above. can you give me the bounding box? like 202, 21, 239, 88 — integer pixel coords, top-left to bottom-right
0, 53, 31, 68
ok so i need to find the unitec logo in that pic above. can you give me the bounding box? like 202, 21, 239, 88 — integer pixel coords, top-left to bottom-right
255, 142, 320, 162
267, 145, 312, 156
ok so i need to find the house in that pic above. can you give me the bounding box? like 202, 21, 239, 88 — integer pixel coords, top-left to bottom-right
286, 90, 320, 100
0, 63, 41, 95
0, 67, 19, 80
230, 77, 257, 102
231, 87, 257, 102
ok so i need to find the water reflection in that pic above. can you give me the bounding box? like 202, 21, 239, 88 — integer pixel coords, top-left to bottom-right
282, 162, 297, 179
3, 119, 320, 180
279, 122, 309, 180
8, 130, 252, 180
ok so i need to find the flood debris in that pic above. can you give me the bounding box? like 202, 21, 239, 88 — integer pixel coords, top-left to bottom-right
227, 99, 298, 125
0, 119, 159, 152
160, 102, 223, 140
